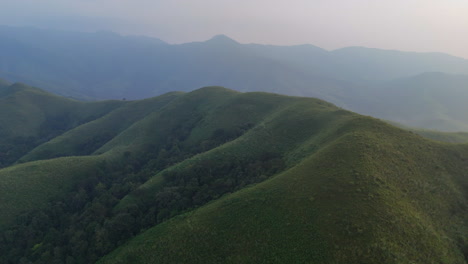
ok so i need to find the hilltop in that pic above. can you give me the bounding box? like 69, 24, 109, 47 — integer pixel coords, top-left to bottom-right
0, 82, 125, 168
0, 85, 466, 263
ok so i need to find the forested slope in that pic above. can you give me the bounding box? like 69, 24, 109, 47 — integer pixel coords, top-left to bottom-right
0, 85, 466, 263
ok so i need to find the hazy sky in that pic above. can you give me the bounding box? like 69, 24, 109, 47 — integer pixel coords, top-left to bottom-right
1, 0, 468, 58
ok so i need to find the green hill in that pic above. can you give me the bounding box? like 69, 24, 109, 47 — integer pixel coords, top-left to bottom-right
0, 86, 466, 264
18, 92, 183, 163
0, 82, 124, 167
0, 156, 106, 228
99, 111, 468, 264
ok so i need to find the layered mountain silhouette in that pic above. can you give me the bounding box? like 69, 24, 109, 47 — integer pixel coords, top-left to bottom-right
1, 26, 468, 131
0, 84, 466, 263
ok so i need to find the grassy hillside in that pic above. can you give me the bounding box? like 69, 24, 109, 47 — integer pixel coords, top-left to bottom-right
0, 156, 106, 228
99, 117, 468, 264
0, 87, 466, 263
0, 82, 124, 167
18, 92, 183, 163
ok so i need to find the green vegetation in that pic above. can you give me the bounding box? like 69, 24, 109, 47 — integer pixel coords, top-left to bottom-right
0, 86, 466, 263
0, 82, 124, 167
99, 117, 468, 264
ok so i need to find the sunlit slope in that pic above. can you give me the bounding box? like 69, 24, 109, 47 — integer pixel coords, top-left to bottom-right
100, 119, 468, 264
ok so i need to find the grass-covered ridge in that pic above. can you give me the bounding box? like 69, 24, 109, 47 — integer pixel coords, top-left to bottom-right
99, 117, 468, 264
0, 86, 466, 263
0, 82, 125, 167
3, 26, 468, 132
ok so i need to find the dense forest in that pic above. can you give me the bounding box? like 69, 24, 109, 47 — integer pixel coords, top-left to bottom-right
0, 118, 283, 263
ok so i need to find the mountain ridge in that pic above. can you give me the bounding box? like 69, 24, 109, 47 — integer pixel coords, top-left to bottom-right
2, 26, 468, 132
0, 84, 466, 263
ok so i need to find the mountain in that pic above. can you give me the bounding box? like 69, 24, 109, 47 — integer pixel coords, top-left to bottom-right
331, 47, 468, 81
2, 26, 467, 100
0, 85, 466, 263
353, 73, 468, 132
1, 25, 468, 131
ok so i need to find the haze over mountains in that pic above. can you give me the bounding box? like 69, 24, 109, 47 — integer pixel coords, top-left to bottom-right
0, 84, 466, 263
1, 0, 468, 262
2, 25, 468, 131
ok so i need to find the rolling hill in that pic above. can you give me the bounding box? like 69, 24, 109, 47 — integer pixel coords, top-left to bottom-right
0, 82, 126, 168
0, 85, 466, 263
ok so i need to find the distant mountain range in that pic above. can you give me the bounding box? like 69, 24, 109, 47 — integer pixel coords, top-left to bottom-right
0, 84, 466, 263
1, 25, 468, 131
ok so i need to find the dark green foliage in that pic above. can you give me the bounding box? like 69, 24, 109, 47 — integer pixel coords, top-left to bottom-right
0, 82, 125, 168
0, 136, 36, 167
99, 118, 468, 264
0, 110, 258, 263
